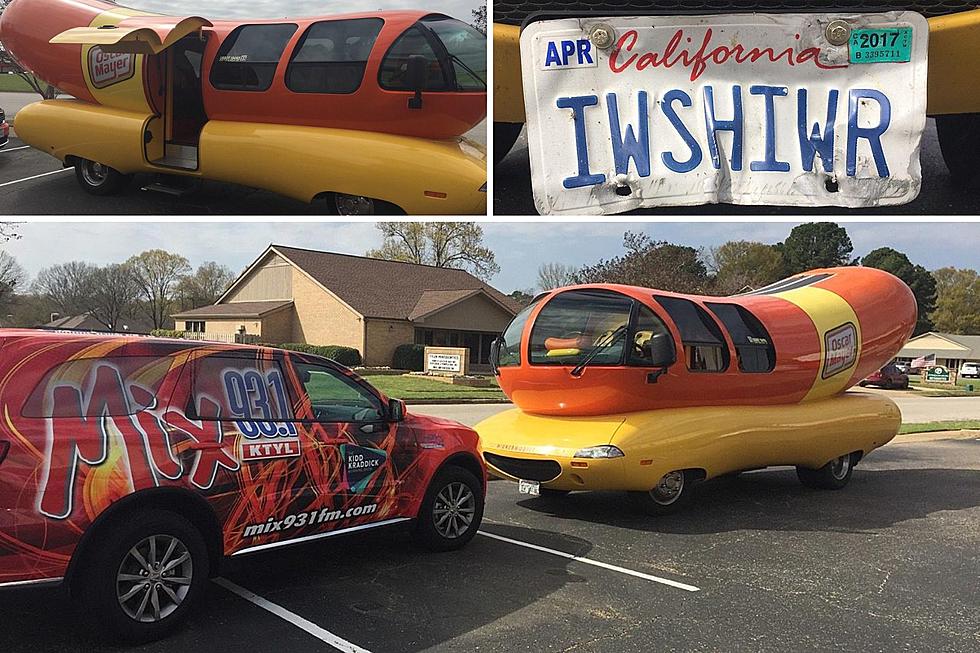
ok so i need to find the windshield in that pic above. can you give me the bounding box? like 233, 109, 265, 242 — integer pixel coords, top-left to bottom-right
529, 290, 634, 366
496, 299, 540, 367
421, 16, 486, 90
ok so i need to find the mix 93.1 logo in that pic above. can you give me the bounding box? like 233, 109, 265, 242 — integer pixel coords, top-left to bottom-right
221, 368, 302, 462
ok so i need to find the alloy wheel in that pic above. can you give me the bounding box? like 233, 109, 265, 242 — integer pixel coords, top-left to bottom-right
116, 534, 193, 623
433, 481, 476, 539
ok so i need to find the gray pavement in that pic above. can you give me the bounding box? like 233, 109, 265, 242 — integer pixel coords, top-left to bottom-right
494, 119, 980, 215
1, 436, 977, 652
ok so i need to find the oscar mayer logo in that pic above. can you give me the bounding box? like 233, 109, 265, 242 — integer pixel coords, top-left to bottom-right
88, 46, 135, 89
823, 322, 858, 379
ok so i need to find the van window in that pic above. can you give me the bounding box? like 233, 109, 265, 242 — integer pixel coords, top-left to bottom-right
293, 362, 384, 423
629, 305, 674, 366
23, 356, 173, 418
378, 26, 449, 91
529, 290, 633, 366
419, 16, 486, 90
189, 356, 294, 422
210, 23, 298, 91
704, 303, 776, 373
496, 299, 541, 367
653, 296, 730, 372
286, 18, 384, 94
378, 17, 487, 92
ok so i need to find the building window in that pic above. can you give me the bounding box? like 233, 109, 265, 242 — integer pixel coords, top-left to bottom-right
185, 321, 205, 333
210, 23, 298, 91
286, 18, 384, 94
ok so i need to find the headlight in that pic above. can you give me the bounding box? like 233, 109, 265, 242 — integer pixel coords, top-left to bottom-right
573, 445, 625, 459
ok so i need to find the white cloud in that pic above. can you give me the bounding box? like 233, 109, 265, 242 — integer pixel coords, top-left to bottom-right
123, 0, 483, 22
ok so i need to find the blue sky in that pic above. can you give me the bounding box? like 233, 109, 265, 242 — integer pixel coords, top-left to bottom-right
123, 0, 483, 22
3, 221, 977, 294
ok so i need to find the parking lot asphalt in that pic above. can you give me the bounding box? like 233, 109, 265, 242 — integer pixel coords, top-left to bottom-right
1, 435, 977, 652
494, 119, 980, 215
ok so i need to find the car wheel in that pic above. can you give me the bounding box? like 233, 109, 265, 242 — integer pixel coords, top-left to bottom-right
319, 192, 403, 216
936, 113, 980, 188
74, 158, 131, 196
412, 466, 484, 552
796, 453, 856, 490
75, 509, 210, 644
628, 470, 692, 515
494, 122, 523, 164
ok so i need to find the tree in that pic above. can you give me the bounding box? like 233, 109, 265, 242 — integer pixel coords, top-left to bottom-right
930, 267, 980, 335
576, 232, 710, 294
176, 261, 235, 310
471, 4, 487, 33
0, 251, 25, 318
32, 261, 97, 315
708, 240, 784, 294
537, 262, 576, 291
366, 222, 500, 281
0, 222, 20, 243
508, 289, 535, 306
0, 1, 58, 99
126, 250, 192, 330
89, 264, 141, 331
861, 247, 937, 335
777, 222, 854, 275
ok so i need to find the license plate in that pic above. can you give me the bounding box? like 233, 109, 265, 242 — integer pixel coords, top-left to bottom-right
521, 12, 928, 215
518, 479, 540, 495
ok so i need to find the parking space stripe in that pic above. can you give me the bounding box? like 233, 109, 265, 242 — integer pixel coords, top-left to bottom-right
0, 168, 71, 187
478, 530, 700, 592
0, 146, 31, 153
214, 578, 372, 653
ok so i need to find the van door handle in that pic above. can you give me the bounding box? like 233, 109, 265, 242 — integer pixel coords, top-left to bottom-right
360, 423, 375, 434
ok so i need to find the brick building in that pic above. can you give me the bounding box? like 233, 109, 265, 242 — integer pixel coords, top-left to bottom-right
172, 245, 519, 368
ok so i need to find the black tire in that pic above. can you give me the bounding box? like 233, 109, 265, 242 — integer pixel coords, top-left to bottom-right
73, 158, 131, 196
412, 466, 484, 552
316, 192, 404, 216
494, 122, 523, 164
74, 509, 210, 644
796, 453, 856, 490
936, 113, 980, 188
628, 470, 692, 515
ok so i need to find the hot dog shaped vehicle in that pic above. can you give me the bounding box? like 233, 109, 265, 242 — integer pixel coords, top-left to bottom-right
477, 267, 916, 513
0, 0, 487, 214
0, 330, 486, 642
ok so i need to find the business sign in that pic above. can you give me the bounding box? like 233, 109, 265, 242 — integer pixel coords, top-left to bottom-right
424, 347, 469, 376
924, 365, 953, 383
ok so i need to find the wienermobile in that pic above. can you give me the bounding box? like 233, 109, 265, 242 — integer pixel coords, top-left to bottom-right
477, 267, 917, 513
0, 0, 487, 214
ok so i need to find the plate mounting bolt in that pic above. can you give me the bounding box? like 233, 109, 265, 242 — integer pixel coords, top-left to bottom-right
826, 19, 851, 46
589, 23, 615, 50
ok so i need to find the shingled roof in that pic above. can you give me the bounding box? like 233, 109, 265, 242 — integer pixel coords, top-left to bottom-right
265, 245, 520, 321
173, 300, 292, 319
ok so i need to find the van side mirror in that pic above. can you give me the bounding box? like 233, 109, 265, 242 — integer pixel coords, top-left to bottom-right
406, 54, 427, 110
388, 397, 407, 422
489, 337, 502, 376
646, 333, 676, 384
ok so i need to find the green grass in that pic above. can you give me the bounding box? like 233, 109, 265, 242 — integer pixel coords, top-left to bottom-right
0, 74, 36, 92
366, 375, 505, 401
908, 376, 979, 397
899, 420, 980, 434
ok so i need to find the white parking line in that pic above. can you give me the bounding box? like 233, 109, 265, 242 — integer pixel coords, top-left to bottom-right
478, 530, 700, 592
214, 578, 372, 653
0, 146, 31, 153
0, 168, 71, 188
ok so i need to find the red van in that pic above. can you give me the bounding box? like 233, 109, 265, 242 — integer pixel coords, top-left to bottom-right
0, 330, 486, 641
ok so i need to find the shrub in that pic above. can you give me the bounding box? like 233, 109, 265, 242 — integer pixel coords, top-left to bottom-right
151, 329, 184, 338
393, 343, 425, 371
277, 343, 362, 367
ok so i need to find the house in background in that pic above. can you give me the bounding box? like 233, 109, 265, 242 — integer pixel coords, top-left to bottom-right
172, 245, 520, 368
43, 312, 155, 334
896, 332, 980, 370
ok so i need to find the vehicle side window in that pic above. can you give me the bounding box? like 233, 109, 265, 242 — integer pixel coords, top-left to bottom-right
529, 290, 633, 366
210, 23, 298, 91
23, 356, 173, 418
420, 16, 486, 90
189, 356, 294, 422
628, 305, 674, 366
704, 302, 776, 373
378, 26, 451, 91
496, 299, 541, 367
286, 18, 384, 94
293, 362, 384, 423
654, 296, 730, 372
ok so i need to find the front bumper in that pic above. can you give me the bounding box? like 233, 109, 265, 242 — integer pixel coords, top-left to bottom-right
493, 8, 980, 123
483, 450, 628, 491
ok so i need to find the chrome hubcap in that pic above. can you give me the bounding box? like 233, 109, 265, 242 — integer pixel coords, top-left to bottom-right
830, 455, 851, 480
116, 534, 193, 623
433, 481, 476, 539
650, 471, 685, 505
335, 193, 375, 215
81, 161, 108, 186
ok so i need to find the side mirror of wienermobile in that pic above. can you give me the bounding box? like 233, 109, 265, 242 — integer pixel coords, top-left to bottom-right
0, 0, 487, 214
476, 266, 917, 514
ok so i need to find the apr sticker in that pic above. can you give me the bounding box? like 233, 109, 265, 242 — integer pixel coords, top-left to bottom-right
849, 27, 913, 64
342, 444, 387, 493
823, 323, 858, 379
88, 46, 135, 89
542, 38, 597, 70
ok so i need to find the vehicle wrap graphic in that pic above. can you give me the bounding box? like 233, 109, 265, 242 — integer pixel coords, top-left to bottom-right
0, 332, 482, 585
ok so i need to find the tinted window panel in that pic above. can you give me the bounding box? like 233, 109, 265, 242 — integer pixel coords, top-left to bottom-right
294, 362, 384, 423
379, 26, 451, 91
629, 305, 674, 366
654, 296, 729, 372
496, 300, 540, 367
210, 24, 297, 91
189, 356, 294, 422
286, 18, 383, 94
529, 290, 633, 366
421, 16, 486, 90
704, 302, 776, 373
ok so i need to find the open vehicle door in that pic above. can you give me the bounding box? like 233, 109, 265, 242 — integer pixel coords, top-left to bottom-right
49, 15, 212, 54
